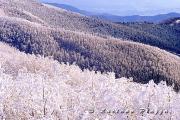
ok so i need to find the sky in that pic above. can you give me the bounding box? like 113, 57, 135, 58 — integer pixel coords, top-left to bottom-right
41, 0, 180, 16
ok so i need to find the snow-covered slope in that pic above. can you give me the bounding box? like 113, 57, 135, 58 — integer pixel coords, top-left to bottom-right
0, 42, 179, 120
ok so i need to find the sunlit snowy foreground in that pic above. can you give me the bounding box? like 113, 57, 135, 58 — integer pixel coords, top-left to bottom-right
0, 42, 179, 120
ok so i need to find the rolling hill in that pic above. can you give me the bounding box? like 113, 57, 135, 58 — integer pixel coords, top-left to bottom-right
44, 3, 180, 55
120, 22, 180, 55
41, 2, 178, 55
0, 0, 180, 90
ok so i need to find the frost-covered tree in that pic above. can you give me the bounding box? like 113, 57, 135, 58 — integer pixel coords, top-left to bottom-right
0, 16, 180, 90
0, 42, 179, 120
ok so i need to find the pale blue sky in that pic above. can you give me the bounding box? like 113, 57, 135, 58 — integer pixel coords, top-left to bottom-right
41, 0, 180, 15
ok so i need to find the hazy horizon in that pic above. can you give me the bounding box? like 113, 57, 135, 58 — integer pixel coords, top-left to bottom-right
40, 0, 180, 16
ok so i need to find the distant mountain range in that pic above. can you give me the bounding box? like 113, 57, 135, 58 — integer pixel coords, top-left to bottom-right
44, 3, 95, 16
95, 13, 180, 23
45, 3, 180, 23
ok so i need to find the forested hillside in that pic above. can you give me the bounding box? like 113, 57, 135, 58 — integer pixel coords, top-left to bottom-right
121, 22, 180, 55
0, 42, 179, 119
0, 16, 180, 90
161, 17, 180, 26
0, 0, 179, 55
0, 0, 180, 90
